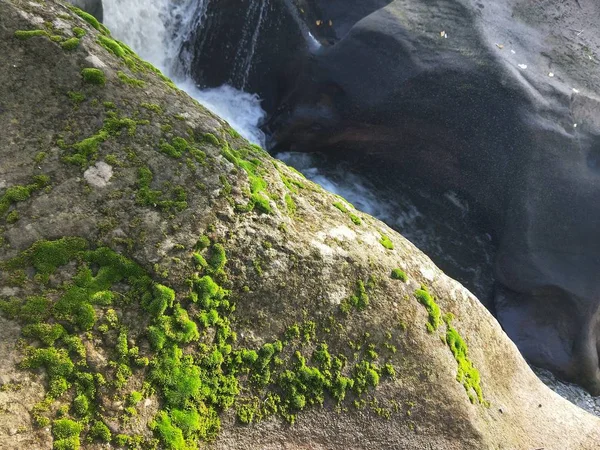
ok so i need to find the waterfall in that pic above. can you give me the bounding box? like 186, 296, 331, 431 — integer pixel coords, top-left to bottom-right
229, 0, 270, 90
102, 0, 266, 146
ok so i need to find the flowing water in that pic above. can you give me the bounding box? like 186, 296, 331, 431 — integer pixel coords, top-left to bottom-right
229, 0, 270, 89
101, 0, 599, 416
103, 0, 266, 145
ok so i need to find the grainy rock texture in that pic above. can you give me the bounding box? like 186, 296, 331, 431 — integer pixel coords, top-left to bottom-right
189, 0, 600, 395
0, 1, 599, 449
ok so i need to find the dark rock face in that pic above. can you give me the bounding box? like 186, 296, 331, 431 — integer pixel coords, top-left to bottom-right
184, 0, 311, 112
185, 0, 600, 393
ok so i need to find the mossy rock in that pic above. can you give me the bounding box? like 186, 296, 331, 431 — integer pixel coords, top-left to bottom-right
0, 1, 599, 449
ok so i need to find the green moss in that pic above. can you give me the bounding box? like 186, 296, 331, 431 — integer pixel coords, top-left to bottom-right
222, 146, 274, 214
141, 102, 163, 114
6, 210, 19, 224
227, 127, 241, 138
63, 113, 142, 167
81, 68, 106, 86
236, 400, 260, 424
61, 37, 80, 51
89, 421, 111, 442
151, 411, 189, 450
97, 35, 125, 57
280, 173, 305, 193
65, 132, 107, 166
352, 360, 380, 394
193, 252, 208, 269
391, 269, 407, 282
127, 391, 143, 406
195, 236, 211, 251
135, 167, 188, 212
146, 284, 175, 317
4, 236, 391, 446
159, 137, 191, 158
284, 194, 296, 215
22, 323, 65, 346
3, 237, 87, 277
117, 71, 146, 88
34, 151, 48, 163
349, 214, 362, 225
379, 234, 394, 250
0, 175, 51, 218
67, 91, 85, 104
333, 201, 362, 225
69, 6, 109, 34
333, 201, 348, 213
414, 287, 442, 332
382, 363, 396, 378
72, 27, 86, 38
209, 244, 227, 272
72, 394, 89, 416
340, 280, 369, 313
251, 192, 272, 214
14, 29, 48, 40
202, 133, 220, 146
21, 347, 74, 380
52, 418, 82, 449
444, 315, 486, 405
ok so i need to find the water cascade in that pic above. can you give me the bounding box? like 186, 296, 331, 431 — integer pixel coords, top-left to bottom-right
103, 0, 266, 146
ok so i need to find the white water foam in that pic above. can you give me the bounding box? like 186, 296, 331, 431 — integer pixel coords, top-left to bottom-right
102, 0, 266, 146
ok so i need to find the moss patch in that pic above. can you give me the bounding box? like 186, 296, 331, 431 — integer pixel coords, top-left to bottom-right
14, 29, 48, 40
135, 166, 188, 212
97, 35, 125, 57
222, 144, 273, 214
413, 288, 487, 405
72, 27, 86, 38
63, 112, 145, 167
444, 314, 487, 405
1, 238, 396, 447
333, 201, 362, 225
60, 37, 80, 51
379, 234, 394, 250
81, 68, 106, 86
68, 6, 110, 35
0, 175, 51, 219
117, 71, 146, 88
414, 287, 441, 332
390, 269, 407, 282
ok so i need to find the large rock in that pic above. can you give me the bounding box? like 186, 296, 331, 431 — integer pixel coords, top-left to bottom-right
188, 0, 600, 394
2, 0, 600, 448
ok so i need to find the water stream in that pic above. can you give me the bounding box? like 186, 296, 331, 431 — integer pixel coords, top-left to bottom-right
103, 0, 266, 145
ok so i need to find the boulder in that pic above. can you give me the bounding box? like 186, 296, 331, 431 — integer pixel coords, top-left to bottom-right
1, 0, 600, 448
189, 0, 600, 394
